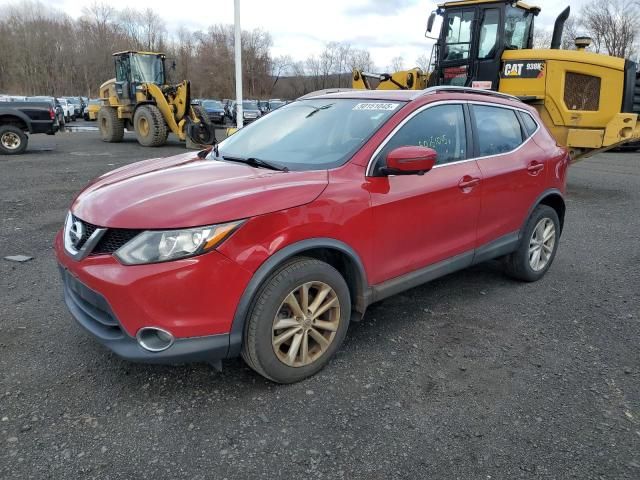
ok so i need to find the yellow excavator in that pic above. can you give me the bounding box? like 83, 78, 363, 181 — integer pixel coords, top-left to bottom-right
353, 0, 640, 161
98, 51, 215, 147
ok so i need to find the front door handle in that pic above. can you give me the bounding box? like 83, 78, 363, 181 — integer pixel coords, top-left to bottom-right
458, 176, 480, 190
527, 161, 545, 175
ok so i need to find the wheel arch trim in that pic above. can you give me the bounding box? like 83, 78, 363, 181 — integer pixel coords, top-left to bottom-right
522, 189, 566, 236
226, 238, 369, 358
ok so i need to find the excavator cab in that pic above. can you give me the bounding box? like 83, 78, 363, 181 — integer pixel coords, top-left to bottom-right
426, 1, 540, 89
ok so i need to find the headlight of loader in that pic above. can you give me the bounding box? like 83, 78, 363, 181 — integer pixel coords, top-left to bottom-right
114, 221, 244, 265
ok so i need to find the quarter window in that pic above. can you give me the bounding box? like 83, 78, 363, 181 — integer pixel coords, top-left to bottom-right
520, 111, 539, 137
472, 105, 524, 156
374, 104, 467, 172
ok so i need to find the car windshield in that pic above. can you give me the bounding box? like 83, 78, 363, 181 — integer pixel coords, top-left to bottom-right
212, 99, 402, 171
203, 100, 223, 109
270, 101, 285, 109
242, 101, 259, 109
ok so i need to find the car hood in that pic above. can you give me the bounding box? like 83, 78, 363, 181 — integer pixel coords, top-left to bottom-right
71, 151, 329, 229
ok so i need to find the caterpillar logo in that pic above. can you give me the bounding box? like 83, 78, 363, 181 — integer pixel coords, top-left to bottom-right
501, 61, 546, 79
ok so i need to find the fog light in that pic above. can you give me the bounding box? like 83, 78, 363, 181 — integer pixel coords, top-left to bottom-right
136, 327, 174, 352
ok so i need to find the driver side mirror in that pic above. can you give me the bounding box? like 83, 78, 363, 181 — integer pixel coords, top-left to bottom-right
383, 146, 437, 176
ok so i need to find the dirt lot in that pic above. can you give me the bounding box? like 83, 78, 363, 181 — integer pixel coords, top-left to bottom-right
1, 127, 639, 479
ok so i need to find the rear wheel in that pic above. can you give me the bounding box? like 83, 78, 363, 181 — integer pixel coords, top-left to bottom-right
504, 205, 560, 282
97, 107, 124, 143
242, 258, 351, 383
0, 125, 28, 155
133, 105, 168, 147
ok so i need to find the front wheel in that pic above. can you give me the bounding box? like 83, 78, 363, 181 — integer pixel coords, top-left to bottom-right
133, 105, 168, 147
504, 205, 560, 282
242, 258, 351, 383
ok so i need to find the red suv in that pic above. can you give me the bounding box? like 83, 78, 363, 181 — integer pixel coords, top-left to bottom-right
55, 88, 569, 383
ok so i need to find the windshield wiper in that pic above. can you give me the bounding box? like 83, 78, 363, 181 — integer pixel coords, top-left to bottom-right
221, 155, 289, 172
306, 103, 334, 118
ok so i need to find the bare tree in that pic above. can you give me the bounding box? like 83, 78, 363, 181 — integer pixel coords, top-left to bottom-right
581, 0, 639, 57
390, 56, 405, 71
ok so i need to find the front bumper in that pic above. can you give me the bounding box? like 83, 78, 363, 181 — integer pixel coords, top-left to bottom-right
60, 266, 229, 363
54, 230, 252, 364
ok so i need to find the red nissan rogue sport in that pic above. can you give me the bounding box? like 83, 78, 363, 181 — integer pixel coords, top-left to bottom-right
55, 87, 569, 383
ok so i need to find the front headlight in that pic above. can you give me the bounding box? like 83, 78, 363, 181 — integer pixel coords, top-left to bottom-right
114, 221, 243, 265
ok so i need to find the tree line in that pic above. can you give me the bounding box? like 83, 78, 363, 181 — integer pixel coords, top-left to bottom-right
0, 1, 380, 100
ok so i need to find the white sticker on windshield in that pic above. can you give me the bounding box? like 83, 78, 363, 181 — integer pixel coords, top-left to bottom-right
352, 103, 399, 111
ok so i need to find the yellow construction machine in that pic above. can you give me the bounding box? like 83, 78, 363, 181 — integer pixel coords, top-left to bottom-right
352, 0, 640, 161
98, 51, 215, 147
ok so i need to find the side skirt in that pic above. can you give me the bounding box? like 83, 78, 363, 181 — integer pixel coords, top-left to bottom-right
369, 232, 520, 305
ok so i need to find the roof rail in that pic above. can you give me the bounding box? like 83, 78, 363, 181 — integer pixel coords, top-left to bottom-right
424, 86, 522, 102
297, 88, 357, 100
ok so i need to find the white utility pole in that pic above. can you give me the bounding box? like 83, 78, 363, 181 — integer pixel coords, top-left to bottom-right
234, 0, 243, 129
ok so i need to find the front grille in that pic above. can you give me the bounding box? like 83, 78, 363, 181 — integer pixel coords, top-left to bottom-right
91, 228, 141, 255
71, 215, 141, 256
72, 215, 97, 250
564, 72, 600, 111
60, 268, 124, 340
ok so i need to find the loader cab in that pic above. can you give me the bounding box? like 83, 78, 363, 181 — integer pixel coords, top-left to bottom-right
113, 52, 166, 101
427, 1, 539, 89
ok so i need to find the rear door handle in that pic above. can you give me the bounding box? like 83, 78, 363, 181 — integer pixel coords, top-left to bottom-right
527, 162, 545, 174
458, 176, 480, 190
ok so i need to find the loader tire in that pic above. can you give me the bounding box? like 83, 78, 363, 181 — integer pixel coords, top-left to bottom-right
133, 105, 167, 147
98, 107, 124, 143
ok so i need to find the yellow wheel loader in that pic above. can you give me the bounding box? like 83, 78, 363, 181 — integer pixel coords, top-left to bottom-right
98, 51, 215, 147
352, 0, 640, 161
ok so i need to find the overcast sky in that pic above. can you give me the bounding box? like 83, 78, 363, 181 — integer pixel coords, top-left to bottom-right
3, 0, 589, 69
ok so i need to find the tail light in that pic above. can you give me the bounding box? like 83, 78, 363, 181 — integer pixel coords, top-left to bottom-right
49, 107, 55, 120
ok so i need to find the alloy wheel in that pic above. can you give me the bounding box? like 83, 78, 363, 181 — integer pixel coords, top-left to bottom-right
528, 218, 556, 271
272, 281, 341, 367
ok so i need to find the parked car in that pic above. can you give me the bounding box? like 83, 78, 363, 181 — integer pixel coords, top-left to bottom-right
0, 100, 58, 154
63, 97, 82, 120
201, 99, 226, 124
231, 100, 262, 124
55, 88, 568, 383
268, 99, 286, 112
26, 96, 65, 126
54, 98, 73, 122
83, 99, 101, 121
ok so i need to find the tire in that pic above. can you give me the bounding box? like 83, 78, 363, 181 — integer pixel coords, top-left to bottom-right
504, 205, 560, 282
97, 107, 125, 143
0, 125, 28, 155
242, 257, 351, 383
71, 115, 76, 122
133, 105, 168, 147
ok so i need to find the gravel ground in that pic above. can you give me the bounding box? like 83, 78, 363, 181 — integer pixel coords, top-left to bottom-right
1, 128, 639, 479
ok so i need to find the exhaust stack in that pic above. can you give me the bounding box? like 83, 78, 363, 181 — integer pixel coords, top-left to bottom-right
550, 6, 571, 49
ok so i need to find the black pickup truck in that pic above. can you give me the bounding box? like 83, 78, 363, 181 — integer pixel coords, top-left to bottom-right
0, 101, 59, 155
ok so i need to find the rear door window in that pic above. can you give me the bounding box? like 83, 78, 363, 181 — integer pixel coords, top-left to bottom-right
472, 105, 523, 156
